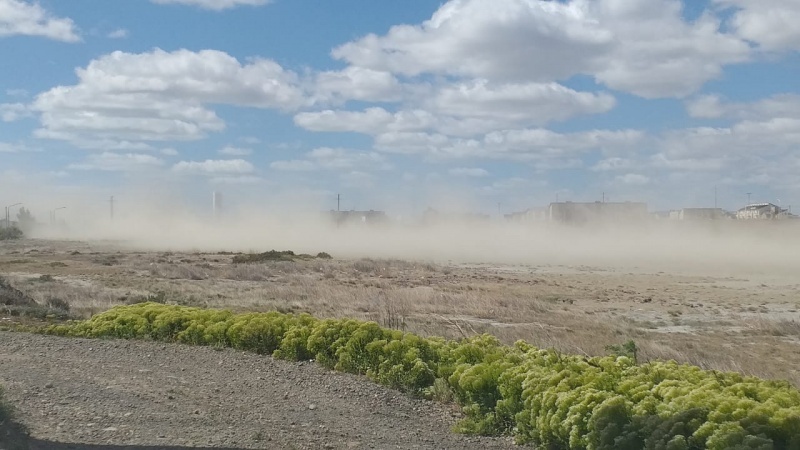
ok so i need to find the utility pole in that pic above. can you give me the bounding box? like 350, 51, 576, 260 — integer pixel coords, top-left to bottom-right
714, 186, 717, 209
602, 192, 605, 203
109, 196, 114, 221
747, 192, 752, 205
337, 194, 340, 212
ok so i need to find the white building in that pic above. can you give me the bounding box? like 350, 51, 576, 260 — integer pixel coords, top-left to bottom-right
736, 203, 785, 220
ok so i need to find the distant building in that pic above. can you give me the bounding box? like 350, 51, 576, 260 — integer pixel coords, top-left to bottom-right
736, 203, 786, 220
670, 208, 726, 221
327, 210, 389, 226
547, 201, 648, 224
504, 208, 548, 223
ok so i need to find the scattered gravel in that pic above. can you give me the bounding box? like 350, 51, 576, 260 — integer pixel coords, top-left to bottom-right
0, 332, 518, 449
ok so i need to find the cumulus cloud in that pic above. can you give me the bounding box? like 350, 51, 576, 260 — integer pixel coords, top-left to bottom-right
332, 0, 749, 98
219, 145, 252, 156
150, 0, 270, 10
67, 152, 164, 171
0, 0, 81, 42
172, 159, 255, 175
0, 102, 30, 121
107, 28, 128, 39
716, 0, 800, 52
295, 80, 615, 137
686, 93, 800, 120
32, 49, 306, 145
313, 67, 405, 104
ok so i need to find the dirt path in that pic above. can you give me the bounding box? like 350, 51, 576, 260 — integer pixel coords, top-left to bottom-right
0, 332, 516, 450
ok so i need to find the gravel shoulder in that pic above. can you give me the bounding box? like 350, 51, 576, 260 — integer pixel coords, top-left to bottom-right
0, 332, 517, 450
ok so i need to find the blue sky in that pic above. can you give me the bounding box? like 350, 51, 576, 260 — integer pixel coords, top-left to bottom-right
1, 0, 799, 218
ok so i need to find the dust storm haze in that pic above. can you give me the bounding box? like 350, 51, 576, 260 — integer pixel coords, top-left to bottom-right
20, 188, 800, 279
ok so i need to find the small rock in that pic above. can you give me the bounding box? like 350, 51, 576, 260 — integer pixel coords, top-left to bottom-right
44, 383, 54, 389
308, 404, 317, 410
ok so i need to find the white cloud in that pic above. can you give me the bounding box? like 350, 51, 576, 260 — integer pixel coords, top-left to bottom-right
615, 173, 650, 185
372, 127, 644, 171
271, 147, 391, 172
150, 0, 270, 10
107, 28, 128, 39
716, 0, 800, 52
67, 152, 164, 171
173, 159, 255, 175
332, 0, 749, 98
219, 145, 252, 156
0, 0, 80, 42
0, 142, 37, 153
591, 157, 635, 172
449, 167, 489, 177
161, 147, 178, 156
0, 102, 30, 121
5, 89, 28, 97
32, 48, 306, 144
295, 79, 616, 137
686, 93, 800, 120
313, 67, 405, 104
211, 175, 263, 184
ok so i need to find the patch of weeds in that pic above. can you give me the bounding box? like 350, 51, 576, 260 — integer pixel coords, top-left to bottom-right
46, 298, 70, 312
232, 250, 329, 264
125, 291, 168, 305
4, 259, 31, 265
606, 339, 638, 364
32, 274, 55, 283
49, 262, 68, 268
424, 378, 455, 403
316, 252, 332, 260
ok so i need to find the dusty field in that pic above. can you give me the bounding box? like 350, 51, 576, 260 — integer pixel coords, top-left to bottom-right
1, 238, 799, 388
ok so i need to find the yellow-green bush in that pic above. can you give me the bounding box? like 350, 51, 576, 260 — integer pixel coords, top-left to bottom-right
44, 303, 800, 449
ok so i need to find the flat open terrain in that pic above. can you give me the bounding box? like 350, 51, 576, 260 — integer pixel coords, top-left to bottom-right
1, 236, 799, 447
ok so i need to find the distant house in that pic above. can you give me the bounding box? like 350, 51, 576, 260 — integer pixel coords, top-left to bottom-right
326, 210, 389, 226
670, 208, 726, 221
736, 203, 786, 220
547, 201, 648, 224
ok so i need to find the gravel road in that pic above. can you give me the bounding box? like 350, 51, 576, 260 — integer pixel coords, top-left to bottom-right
0, 332, 517, 450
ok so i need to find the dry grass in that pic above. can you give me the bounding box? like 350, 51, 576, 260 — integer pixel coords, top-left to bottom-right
1, 240, 799, 387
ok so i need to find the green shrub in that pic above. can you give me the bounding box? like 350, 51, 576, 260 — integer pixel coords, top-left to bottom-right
41, 303, 800, 449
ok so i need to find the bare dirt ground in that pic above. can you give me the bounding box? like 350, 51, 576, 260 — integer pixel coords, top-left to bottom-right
0, 331, 515, 449
1, 237, 799, 447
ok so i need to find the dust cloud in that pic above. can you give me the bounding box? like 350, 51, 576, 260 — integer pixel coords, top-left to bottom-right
23, 194, 800, 280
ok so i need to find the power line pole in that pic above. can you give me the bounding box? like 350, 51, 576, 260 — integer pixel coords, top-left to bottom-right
714, 186, 717, 209
109, 196, 114, 221
337, 194, 340, 212
747, 192, 752, 205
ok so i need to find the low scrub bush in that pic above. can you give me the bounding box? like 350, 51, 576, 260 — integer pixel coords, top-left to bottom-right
232, 250, 331, 264
44, 303, 800, 449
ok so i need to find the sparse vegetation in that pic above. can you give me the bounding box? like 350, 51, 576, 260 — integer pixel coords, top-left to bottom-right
232, 250, 330, 264
45, 303, 800, 448
0, 227, 23, 240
